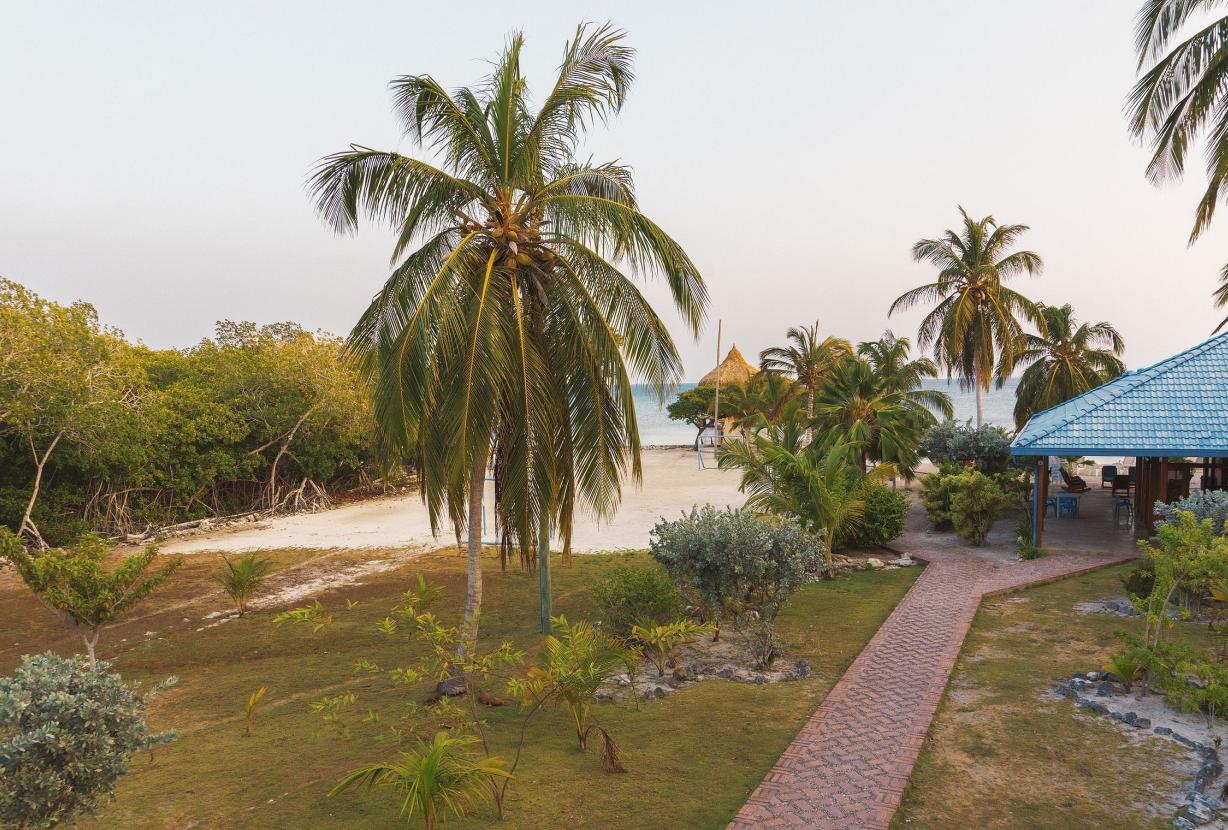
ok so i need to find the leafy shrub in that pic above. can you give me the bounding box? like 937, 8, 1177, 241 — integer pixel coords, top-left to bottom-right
1121, 559, 1156, 599
842, 484, 908, 548
920, 420, 1013, 475
649, 506, 824, 638
0, 653, 176, 830
1156, 489, 1228, 530
918, 473, 957, 529
589, 565, 684, 636
949, 471, 1011, 545
1015, 515, 1046, 560
1104, 647, 1144, 692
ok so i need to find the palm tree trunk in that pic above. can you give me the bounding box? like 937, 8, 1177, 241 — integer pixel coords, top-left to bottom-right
460, 445, 490, 654
973, 354, 985, 428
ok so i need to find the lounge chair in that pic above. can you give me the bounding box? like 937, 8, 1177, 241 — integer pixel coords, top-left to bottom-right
1060, 467, 1090, 493
1111, 475, 1131, 497
1100, 465, 1117, 488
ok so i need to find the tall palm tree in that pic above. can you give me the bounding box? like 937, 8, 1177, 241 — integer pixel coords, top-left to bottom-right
811, 355, 950, 476
857, 330, 949, 403
1011, 304, 1126, 429
723, 371, 802, 434
1128, 1, 1228, 329
758, 321, 852, 418
889, 208, 1044, 427
310, 25, 706, 647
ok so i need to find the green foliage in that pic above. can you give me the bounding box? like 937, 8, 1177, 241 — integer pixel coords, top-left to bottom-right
843, 484, 908, 548
918, 473, 958, 529
758, 321, 852, 418
1011, 303, 1125, 429
330, 731, 509, 830
889, 208, 1043, 427
215, 553, 274, 616
649, 505, 824, 634
0, 652, 176, 830
244, 686, 267, 737
919, 420, 1013, 475
1135, 511, 1228, 650
3, 529, 180, 664
1104, 645, 1145, 692
1122, 559, 1156, 599
665, 385, 735, 448
629, 619, 715, 677
949, 471, 1012, 546
1156, 490, 1228, 529
588, 565, 683, 636
526, 616, 630, 751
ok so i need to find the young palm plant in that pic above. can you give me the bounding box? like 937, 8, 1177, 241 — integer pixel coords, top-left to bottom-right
1128, 1, 1228, 329
889, 208, 1044, 426
330, 732, 509, 830
717, 423, 893, 576
215, 553, 274, 616
758, 321, 852, 419
1011, 303, 1126, 429
309, 25, 706, 647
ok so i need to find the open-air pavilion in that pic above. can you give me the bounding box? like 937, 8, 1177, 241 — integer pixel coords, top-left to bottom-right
1011, 331, 1228, 548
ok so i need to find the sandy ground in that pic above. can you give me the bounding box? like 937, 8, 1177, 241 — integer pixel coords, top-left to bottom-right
162, 448, 746, 555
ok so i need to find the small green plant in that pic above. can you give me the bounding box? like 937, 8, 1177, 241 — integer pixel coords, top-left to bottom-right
2, 530, 181, 665
630, 619, 715, 676
525, 615, 629, 756
0, 653, 177, 830
244, 686, 267, 737
843, 484, 908, 548
918, 473, 957, 529
1104, 648, 1144, 692
1015, 515, 1046, 560
949, 471, 1011, 545
330, 732, 509, 830
589, 565, 684, 636
216, 553, 274, 616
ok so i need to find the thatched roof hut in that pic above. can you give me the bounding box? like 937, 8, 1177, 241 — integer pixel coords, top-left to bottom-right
699, 345, 758, 388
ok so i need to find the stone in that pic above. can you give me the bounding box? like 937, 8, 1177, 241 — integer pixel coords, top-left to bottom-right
1173, 817, 1196, 830
865, 558, 885, 569
1095, 681, 1113, 697
794, 659, 811, 679
716, 665, 736, 679
888, 556, 915, 567
1155, 726, 1174, 737
1184, 798, 1215, 825
435, 676, 466, 697
639, 686, 665, 701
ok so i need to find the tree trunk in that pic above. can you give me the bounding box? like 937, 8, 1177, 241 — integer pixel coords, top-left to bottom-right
973, 354, 985, 428
538, 513, 552, 634
21, 431, 62, 548
460, 445, 490, 654
82, 629, 100, 668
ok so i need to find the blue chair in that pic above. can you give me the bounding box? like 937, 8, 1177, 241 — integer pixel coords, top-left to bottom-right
1044, 496, 1058, 517
1101, 465, 1117, 488
1114, 496, 1134, 523
1057, 494, 1080, 518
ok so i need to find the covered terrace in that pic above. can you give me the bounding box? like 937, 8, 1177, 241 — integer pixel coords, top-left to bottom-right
1011, 331, 1228, 548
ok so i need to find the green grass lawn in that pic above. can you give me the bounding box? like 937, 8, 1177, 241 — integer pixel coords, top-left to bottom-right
0, 547, 919, 830
893, 563, 1218, 830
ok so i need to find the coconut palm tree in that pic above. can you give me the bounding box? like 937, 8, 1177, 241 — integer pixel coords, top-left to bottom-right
857, 330, 952, 408
811, 356, 949, 476
889, 208, 1044, 427
1011, 304, 1126, 429
1128, 1, 1228, 329
310, 25, 706, 647
758, 321, 852, 418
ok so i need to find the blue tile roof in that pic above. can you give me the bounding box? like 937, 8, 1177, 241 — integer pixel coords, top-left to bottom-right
1011, 330, 1228, 457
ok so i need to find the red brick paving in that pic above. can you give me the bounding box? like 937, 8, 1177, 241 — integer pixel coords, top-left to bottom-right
727, 546, 1134, 830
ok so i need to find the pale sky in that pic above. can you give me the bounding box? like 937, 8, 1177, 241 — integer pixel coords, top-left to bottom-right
4, 1, 1226, 380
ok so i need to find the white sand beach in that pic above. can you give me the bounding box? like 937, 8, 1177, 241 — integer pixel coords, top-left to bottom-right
162, 447, 746, 554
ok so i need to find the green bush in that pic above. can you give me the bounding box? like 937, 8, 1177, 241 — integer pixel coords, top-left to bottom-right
1121, 559, 1156, 599
842, 484, 908, 548
949, 471, 1011, 546
649, 505, 824, 637
0, 653, 176, 830
918, 473, 957, 529
919, 420, 1013, 475
589, 565, 684, 636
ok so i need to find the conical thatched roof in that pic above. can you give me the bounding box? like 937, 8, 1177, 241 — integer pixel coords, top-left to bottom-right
699, 345, 758, 388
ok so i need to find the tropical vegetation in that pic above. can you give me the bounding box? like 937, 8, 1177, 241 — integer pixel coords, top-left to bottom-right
758, 320, 851, 419
309, 24, 706, 648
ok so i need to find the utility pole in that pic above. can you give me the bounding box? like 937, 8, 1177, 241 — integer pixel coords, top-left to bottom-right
713, 319, 723, 446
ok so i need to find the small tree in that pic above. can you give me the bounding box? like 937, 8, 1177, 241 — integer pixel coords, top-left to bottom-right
2, 530, 181, 665
331, 732, 508, 830
666, 386, 734, 449
589, 565, 683, 636
215, 553, 274, 616
0, 652, 176, 830
948, 471, 1011, 545
630, 619, 714, 676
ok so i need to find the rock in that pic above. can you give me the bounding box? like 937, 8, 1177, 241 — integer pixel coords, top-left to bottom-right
595, 689, 616, 702
435, 676, 467, 697
794, 659, 811, 679
672, 665, 688, 682
639, 686, 666, 701
1155, 726, 1174, 737
1184, 798, 1215, 825
716, 665, 736, 680
1173, 817, 1196, 829
1096, 681, 1113, 697
865, 558, 885, 569
888, 556, 915, 567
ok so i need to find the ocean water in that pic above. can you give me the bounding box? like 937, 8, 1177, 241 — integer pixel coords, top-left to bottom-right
632, 378, 1021, 446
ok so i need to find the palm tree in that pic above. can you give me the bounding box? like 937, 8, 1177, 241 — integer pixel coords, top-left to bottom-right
758, 321, 852, 418
310, 25, 706, 647
811, 355, 950, 476
717, 422, 893, 577
331, 732, 509, 830
722, 371, 802, 434
1011, 304, 1126, 429
1128, 1, 1228, 329
889, 208, 1044, 427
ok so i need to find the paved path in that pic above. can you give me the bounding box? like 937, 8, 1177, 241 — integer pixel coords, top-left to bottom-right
727, 545, 1133, 830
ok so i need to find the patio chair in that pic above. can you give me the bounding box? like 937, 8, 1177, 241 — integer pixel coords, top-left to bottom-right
1059, 467, 1090, 493
1100, 465, 1117, 488
1111, 475, 1131, 497
1128, 466, 1136, 487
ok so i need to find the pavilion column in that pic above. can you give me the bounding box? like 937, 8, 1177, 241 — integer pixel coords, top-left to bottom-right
1034, 458, 1048, 548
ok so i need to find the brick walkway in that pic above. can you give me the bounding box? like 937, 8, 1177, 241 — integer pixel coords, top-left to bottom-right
727, 546, 1133, 830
